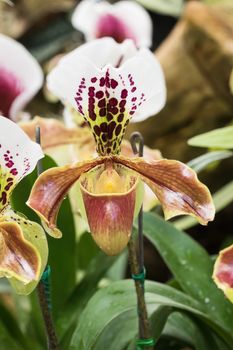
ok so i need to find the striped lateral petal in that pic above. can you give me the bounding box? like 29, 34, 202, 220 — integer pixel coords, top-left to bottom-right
112, 155, 215, 225
27, 158, 105, 238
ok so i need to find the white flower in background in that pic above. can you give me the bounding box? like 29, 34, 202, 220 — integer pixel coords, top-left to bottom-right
71, 0, 152, 48
47, 38, 166, 124
0, 34, 43, 121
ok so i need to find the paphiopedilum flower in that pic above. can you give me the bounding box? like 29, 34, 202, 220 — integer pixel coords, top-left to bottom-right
0, 116, 48, 294
213, 244, 233, 303
71, 0, 152, 47
0, 34, 43, 121
20, 116, 161, 221
27, 42, 215, 256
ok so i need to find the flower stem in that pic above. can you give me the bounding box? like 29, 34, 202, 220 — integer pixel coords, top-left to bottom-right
37, 280, 59, 350
128, 236, 153, 350
35, 126, 59, 350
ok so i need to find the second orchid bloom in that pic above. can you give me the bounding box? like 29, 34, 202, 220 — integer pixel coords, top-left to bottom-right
0, 116, 47, 294
28, 39, 215, 256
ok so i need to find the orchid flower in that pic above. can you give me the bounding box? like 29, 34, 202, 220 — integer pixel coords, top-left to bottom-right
71, 0, 152, 47
0, 34, 43, 121
20, 116, 161, 219
213, 244, 233, 303
0, 116, 48, 294
27, 40, 215, 256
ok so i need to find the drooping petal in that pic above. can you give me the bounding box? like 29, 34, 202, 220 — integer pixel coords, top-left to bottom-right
0, 209, 48, 294
27, 158, 105, 238
112, 155, 215, 224
213, 245, 233, 303
0, 34, 43, 120
79, 161, 139, 255
47, 42, 166, 155
71, 0, 152, 47
0, 116, 43, 212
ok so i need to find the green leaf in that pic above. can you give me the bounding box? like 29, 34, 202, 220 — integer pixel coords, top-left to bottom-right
0, 299, 30, 350
135, 0, 184, 16
188, 125, 233, 149
76, 232, 99, 270
187, 150, 232, 173
106, 251, 127, 281
163, 312, 229, 350
0, 321, 24, 350
94, 309, 137, 350
11, 155, 76, 313
142, 213, 233, 336
70, 280, 231, 350
174, 179, 233, 230
57, 252, 119, 346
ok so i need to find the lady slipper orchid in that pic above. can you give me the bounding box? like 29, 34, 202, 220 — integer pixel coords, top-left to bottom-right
71, 0, 152, 47
27, 42, 215, 256
213, 244, 233, 303
0, 34, 43, 120
21, 116, 161, 222
0, 116, 48, 294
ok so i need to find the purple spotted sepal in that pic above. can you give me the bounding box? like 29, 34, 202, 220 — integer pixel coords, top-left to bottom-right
75, 66, 146, 156
47, 38, 167, 152
0, 116, 43, 212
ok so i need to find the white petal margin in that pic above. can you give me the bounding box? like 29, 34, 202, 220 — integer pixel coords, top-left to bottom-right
0, 116, 44, 182
0, 34, 43, 120
71, 0, 152, 48
122, 49, 166, 122
54, 38, 137, 72
47, 40, 166, 123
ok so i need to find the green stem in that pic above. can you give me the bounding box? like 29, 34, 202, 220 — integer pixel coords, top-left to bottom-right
128, 236, 154, 350
37, 281, 59, 350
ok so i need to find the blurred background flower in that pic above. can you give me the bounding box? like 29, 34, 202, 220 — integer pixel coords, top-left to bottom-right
71, 0, 153, 47
0, 34, 43, 121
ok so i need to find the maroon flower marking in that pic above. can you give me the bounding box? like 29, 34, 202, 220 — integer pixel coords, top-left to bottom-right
74, 68, 146, 155
95, 13, 136, 44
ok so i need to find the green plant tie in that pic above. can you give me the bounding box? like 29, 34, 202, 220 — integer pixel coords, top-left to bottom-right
41, 265, 51, 281
131, 267, 146, 285
136, 338, 156, 349
41, 265, 52, 310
